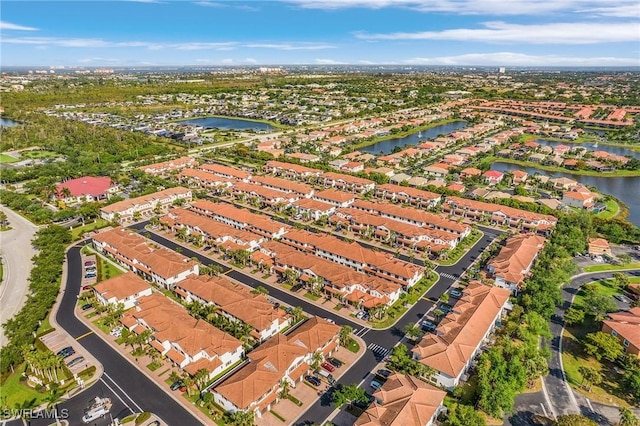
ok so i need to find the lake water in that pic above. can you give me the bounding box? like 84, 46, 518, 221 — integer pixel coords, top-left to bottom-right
490, 162, 640, 226
535, 138, 640, 160
360, 121, 468, 155
179, 116, 276, 132
0, 117, 18, 127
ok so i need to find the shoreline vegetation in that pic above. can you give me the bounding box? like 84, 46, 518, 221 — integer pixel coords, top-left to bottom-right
489, 157, 640, 178
350, 118, 462, 151
518, 133, 640, 153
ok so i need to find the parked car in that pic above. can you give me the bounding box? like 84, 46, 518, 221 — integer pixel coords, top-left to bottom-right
110, 327, 122, 337
421, 320, 436, 332
376, 369, 392, 379
450, 288, 462, 298
305, 375, 321, 386
170, 380, 184, 391
84, 261, 96, 267
356, 311, 365, 319
321, 362, 335, 373
57, 346, 74, 357
84, 273, 97, 279
327, 357, 343, 368
147, 422, 160, 426
81, 303, 93, 311
440, 303, 453, 314
67, 356, 85, 368
614, 294, 631, 304
370, 380, 383, 390
323, 318, 335, 324
60, 348, 76, 359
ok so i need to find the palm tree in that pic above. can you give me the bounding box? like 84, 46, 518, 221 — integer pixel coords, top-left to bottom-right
278, 379, 290, 399
403, 324, 422, 342
338, 326, 353, 348
310, 351, 323, 372
228, 410, 255, 426
290, 306, 304, 324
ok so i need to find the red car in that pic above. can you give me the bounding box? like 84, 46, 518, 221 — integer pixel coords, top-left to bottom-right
321, 362, 335, 372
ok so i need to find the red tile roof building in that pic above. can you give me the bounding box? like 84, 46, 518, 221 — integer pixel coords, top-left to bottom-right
412, 281, 511, 389
100, 187, 192, 223
56, 176, 118, 204
487, 234, 546, 291
93, 271, 153, 309
121, 293, 243, 380
213, 317, 340, 417
374, 184, 441, 209
602, 307, 640, 358
139, 156, 197, 176
92, 227, 199, 289
355, 373, 446, 426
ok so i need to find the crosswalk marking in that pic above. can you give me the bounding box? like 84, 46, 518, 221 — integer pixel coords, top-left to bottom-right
439, 272, 458, 280
367, 343, 391, 358
354, 328, 371, 338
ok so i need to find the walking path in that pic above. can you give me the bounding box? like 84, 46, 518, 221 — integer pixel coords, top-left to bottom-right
0, 206, 39, 347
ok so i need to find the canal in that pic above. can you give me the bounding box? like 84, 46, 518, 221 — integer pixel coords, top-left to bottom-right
490, 162, 640, 226
178, 116, 277, 132
360, 121, 468, 155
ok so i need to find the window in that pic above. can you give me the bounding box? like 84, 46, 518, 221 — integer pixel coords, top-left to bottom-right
623, 340, 630, 347
611, 330, 618, 337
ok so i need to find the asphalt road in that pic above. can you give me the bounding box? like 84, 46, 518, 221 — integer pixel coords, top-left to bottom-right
0, 206, 39, 347
129, 221, 500, 424
46, 245, 203, 426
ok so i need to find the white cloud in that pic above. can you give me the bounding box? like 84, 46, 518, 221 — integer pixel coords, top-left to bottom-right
221, 58, 234, 64
193, 1, 227, 7
315, 58, 345, 64
359, 60, 377, 64
0, 36, 238, 51
244, 57, 258, 63
0, 21, 38, 31
355, 21, 640, 44
405, 51, 640, 66
77, 57, 121, 63
245, 42, 335, 50
284, 0, 639, 16
172, 42, 237, 50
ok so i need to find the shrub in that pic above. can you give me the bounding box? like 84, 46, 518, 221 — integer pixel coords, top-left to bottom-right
135, 412, 151, 425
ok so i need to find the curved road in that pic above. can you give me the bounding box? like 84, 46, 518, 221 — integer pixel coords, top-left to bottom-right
0, 206, 39, 347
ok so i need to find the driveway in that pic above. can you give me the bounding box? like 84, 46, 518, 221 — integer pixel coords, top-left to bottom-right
0, 206, 39, 347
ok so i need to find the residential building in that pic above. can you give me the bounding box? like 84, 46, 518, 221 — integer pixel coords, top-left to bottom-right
249, 175, 314, 198
562, 190, 595, 209
190, 200, 289, 239
178, 168, 234, 192
121, 293, 243, 380
92, 227, 199, 289
320, 172, 375, 193
412, 281, 511, 389
174, 275, 291, 342
374, 184, 441, 209
198, 163, 251, 181
312, 189, 355, 208
100, 187, 192, 223
443, 196, 557, 233
483, 170, 504, 185
139, 156, 197, 176
355, 373, 446, 426
56, 176, 119, 204
588, 238, 612, 258
263, 161, 323, 180
602, 307, 640, 358
292, 198, 336, 221
487, 234, 546, 292
92, 271, 153, 310
213, 317, 340, 416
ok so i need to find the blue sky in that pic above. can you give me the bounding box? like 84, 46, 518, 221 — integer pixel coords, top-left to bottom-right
2, 0, 639, 67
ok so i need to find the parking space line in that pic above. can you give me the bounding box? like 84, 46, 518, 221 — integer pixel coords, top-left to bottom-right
75, 330, 93, 341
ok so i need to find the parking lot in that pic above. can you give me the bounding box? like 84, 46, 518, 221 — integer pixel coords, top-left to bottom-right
40, 329, 98, 377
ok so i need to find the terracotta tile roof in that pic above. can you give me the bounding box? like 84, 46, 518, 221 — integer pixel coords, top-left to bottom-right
190, 200, 288, 235
265, 161, 321, 175
412, 281, 511, 378
93, 227, 198, 280
214, 317, 338, 410
293, 198, 335, 213
140, 156, 196, 175
313, 189, 355, 204
356, 373, 446, 426
444, 196, 557, 226
604, 307, 640, 351
57, 176, 114, 198
375, 183, 440, 202
198, 163, 250, 180
322, 171, 374, 186
161, 208, 262, 245
122, 293, 242, 361
93, 271, 151, 302
175, 275, 289, 332
488, 234, 546, 287
179, 168, 234, 186
232, 181, 293, 202
101, 187, 191, 214
250, 175, 313, 195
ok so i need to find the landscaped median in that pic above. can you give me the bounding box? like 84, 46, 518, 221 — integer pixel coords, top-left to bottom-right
436, 229, 483, 266
369, 271, 438, 329
582, 262, 640, 273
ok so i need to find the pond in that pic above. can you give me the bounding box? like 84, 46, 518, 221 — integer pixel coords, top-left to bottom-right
178, 116, 277, 132
534, 138, 640, 160
360, 121, 468, 155
0, 117, 18, 127
490, 162, 640, 226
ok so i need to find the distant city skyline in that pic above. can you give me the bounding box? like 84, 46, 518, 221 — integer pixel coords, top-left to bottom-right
2, 0, 639, 67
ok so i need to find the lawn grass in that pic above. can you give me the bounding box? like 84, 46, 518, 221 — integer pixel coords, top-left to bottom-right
346, 338, 360, 353
98, 257, 125, 282
0, 154, 18, 163
304, 292, 320, 301
596, 199, 620, 219
583, 262, 640, 273
0, 363, 47, 410
437, 230, 483, 266
562, 317, 632, 407
92, 317, 111, 335
572, 279, 620, 311
70, 219, 109, 241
